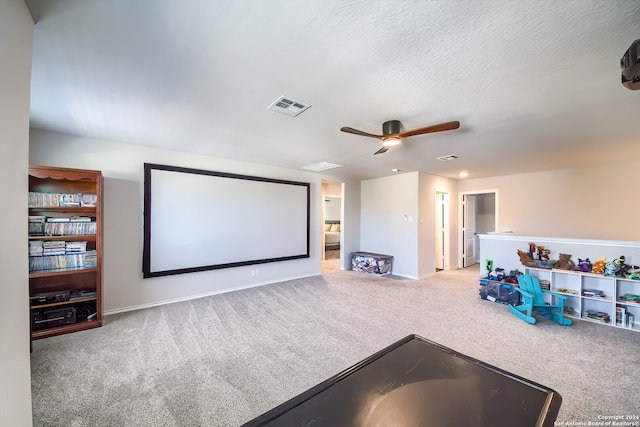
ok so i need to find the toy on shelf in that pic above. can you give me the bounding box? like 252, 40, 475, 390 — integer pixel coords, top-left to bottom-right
517, 249, 556, 269
619, 293, 640, 304
584, 310, 610, 324
626, 272, 640, 280
527, 242, 536, 259
614, 255, 640, 277
572, 258, 592, 272
537, 245, 551, 261
604, 260, 619, 277
583, 289, 606, 298
554, 253, 575, 270
518, 250, 538, 268
592, 257, 606, 274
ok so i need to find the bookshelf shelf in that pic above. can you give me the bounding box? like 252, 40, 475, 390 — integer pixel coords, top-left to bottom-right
29, 267, 98, 279
28, 165, 103, 340
28, 235, 97, 241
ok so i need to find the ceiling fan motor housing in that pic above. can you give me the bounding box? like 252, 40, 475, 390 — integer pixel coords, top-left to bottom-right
383, 120, 401, 135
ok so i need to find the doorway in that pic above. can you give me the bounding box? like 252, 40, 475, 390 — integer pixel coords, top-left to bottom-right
459, 191, 498, 268
321, 180, 343, 273
435, 191, 450, 271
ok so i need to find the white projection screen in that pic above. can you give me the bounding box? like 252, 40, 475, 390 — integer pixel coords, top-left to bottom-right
143, 163, 310, 278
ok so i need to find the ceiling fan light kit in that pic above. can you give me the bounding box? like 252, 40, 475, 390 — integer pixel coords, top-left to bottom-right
382, 137, 401, 147
340, 119, 460, 155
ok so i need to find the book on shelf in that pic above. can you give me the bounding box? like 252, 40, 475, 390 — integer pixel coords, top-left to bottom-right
616, 306, 627, 326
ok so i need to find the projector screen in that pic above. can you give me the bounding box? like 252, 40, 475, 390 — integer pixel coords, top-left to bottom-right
143, 163, 310, 278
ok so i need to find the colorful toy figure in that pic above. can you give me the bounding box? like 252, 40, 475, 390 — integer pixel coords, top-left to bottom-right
537, 245, 550, 261
528, 242, 536, 259
592, 257, 606, 274
614, 255, 640, 277
485, 259, 493, 276
604, 261, 619, 277
572, 258, 592, 272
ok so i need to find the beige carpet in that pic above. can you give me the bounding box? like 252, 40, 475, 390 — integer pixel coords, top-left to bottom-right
30, 265, 640, 426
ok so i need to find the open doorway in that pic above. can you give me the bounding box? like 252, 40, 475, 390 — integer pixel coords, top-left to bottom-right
321, 180, 343, 273
458, 190, 498, 268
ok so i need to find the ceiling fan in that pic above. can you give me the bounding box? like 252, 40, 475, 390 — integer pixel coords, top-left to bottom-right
340, 119, 460, 155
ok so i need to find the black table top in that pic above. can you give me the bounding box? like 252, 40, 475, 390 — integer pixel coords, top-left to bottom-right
241, 334, 561, 427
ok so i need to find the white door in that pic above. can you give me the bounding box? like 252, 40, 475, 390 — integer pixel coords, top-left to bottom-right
463, 194, 477, 267
435, 193, 445, 270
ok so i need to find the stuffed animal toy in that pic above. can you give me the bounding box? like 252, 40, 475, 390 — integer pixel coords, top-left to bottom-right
554, 253, 575, 270
592, 257, 606, 274
573, 258, 592, 272
614, 256, 640, 277
604, 261, 619, 277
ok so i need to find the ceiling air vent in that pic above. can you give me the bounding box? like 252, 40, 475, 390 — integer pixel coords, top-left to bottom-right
436, 154, 458, 161
267, 95, 311, 117
302, 161, 342, 172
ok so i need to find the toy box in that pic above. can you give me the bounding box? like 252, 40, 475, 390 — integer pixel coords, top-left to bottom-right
479, 279, 520, 306
351, 252, 393, 275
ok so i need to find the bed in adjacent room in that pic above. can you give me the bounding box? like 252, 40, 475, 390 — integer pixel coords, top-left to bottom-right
324, 221, 341, 250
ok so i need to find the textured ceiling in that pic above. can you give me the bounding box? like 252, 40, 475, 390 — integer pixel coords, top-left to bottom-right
26, 0, 640, 181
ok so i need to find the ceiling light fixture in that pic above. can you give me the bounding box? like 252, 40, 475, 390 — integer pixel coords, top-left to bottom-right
459, 171, 469, 178
382, 137, 401, 147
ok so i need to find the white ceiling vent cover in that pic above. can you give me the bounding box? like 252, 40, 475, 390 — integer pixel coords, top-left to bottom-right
302, 161, 342, 172
268, 95, 311, 117
436, 154, 458, 161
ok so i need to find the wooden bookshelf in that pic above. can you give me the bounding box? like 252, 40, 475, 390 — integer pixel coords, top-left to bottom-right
28, 165, 103, 340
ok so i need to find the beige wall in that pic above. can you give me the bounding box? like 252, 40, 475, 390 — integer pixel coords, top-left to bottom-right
0, 1, 34, 425
458, 161, 640, 241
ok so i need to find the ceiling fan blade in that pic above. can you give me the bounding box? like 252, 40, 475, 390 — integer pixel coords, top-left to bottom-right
374, 146, 389, 155
340, 127, 383, 139
398, 121, 460, 138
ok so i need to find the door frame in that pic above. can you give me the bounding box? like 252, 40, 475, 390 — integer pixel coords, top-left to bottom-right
321, 180, 344, 265
435, 191, 449, 271
458, 189, 499, 269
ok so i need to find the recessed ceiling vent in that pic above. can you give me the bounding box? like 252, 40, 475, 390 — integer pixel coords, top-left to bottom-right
268, 95, 311, 117
436, 154, 458, 161
302, 161, 342, 172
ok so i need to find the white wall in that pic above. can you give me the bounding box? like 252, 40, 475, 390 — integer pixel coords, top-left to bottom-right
418, 172, 459, 275
0, 1, 34, 425
360, 172, 459, 278
361, 173, 420, 278
30, 129, 361, 313
458, 161, 640, 241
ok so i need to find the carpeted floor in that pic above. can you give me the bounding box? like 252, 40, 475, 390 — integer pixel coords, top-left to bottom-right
31, 266, 640, 426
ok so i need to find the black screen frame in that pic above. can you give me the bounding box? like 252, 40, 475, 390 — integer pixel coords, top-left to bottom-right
142, 163, 310, 278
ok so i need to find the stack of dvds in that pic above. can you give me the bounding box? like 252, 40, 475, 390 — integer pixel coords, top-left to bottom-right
29, 241, 43, 256
28, 216, 46, 235
84, 250, 97, 268
42, 241, 65, 256
65, 241, 87, 254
